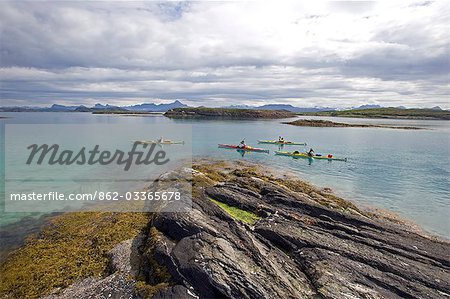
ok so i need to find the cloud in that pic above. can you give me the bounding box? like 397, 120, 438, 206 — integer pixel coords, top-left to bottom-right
0, 1, 449, 108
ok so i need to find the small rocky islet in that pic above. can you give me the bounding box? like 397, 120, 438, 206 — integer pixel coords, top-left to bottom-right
284, 119, 423, 130
0, 160, 449, 299
164, 107, 296, 119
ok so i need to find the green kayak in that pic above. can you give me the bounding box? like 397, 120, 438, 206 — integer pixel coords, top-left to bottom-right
258, 140, 307, 146
275, 151, 347, 161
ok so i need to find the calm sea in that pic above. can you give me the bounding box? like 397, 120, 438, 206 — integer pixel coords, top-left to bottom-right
1, 112, 449, 238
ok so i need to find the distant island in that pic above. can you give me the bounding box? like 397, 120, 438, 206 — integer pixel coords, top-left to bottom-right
0, 100, 188, 113
284, 119, 423, 130
164, 107, 296, 119
299, 107, 450, 120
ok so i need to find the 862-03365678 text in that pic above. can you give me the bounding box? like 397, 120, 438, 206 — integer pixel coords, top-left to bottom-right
9, 191, 182, 201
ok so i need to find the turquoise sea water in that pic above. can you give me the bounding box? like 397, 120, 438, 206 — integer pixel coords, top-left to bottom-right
1, 112, 449, 238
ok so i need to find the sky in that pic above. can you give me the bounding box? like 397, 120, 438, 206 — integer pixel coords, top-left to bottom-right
0, 1, 449, 108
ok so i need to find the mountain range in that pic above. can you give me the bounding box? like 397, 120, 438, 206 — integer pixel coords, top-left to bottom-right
0, 100, 188, 112
0, 101, 445, 113
124, 100, 187, 111
223, 104, 337, 113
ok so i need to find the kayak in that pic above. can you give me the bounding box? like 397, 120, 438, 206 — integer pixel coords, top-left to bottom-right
275, 151, 347, 161
258, 140, 307, 146
135, 140, 184, 145
218, 144, 269, 153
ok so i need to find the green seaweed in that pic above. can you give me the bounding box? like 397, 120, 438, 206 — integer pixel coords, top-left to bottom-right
0, 212, 150, 299
210, 199, 260, 225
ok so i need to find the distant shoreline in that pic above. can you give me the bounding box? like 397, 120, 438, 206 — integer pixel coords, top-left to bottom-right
284, 119, 424, 130
1, 106, 449, 121
0, 103, 450, 120
92, 111, 164, 115
297, 107, 450, 121
299, 114, 448, 121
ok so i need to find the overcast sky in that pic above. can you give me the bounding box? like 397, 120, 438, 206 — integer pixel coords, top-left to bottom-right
0, 1, 449, 108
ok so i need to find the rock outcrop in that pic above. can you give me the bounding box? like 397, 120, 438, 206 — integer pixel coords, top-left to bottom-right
148, 161, 450, 299
35, 160, 450, 299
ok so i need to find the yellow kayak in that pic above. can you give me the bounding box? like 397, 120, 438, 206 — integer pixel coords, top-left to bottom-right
275, 151, 347, 161
135, 140, 184, 145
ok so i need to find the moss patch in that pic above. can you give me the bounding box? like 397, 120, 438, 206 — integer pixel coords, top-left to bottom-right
193, 161, 231, 182
0, 212, 150, 299
135, 281, 170, 299
210, 199, 260, 225
135, 228, 172, 299
146, 227, 172, 282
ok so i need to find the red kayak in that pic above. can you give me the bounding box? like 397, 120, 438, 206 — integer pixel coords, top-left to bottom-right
218, 144, 269, 153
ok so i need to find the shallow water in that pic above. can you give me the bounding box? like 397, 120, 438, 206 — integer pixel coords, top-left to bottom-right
1, 112, 449, 238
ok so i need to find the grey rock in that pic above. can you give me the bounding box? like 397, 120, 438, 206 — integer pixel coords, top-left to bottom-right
151, 176, 450, 299
153, 285, 195, 299
43, 274, 137, 299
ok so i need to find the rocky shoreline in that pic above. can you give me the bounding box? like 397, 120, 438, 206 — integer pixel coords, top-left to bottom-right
284, 119, 423, 130
1, 160, 449, 298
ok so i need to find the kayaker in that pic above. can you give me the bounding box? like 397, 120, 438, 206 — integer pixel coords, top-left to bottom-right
238, 139, 246, 149
307, 148, 315, 157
